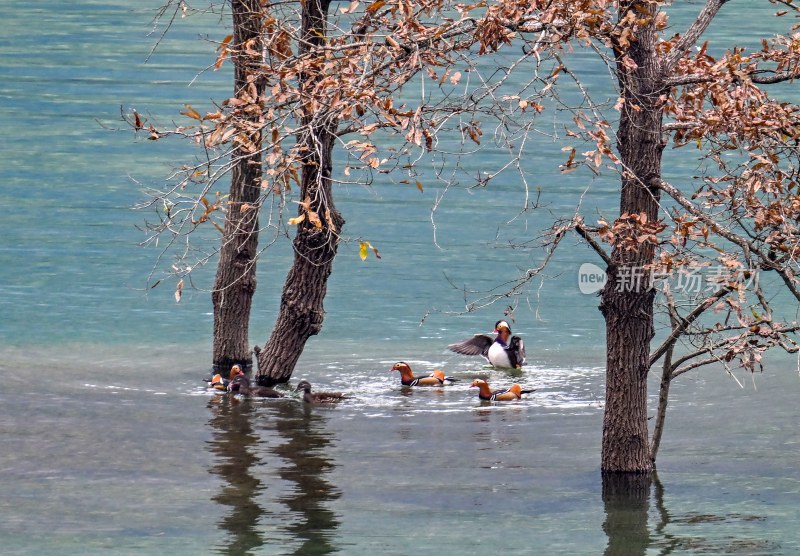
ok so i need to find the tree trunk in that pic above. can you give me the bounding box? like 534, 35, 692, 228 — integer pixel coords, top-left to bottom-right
255, 0, 343, 385
649, 366, 672, 465
211, 0, 264, 374
600, 3, 666, 474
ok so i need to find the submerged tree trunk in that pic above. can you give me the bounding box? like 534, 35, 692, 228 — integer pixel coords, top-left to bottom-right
255, 0, 343, 385
600, 2, 666, 474
601, 473, 653, 554
211, 0, 264, 373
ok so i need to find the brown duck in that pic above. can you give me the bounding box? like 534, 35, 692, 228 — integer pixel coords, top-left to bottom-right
227, 373, 284, 398
295, 380, 349, 404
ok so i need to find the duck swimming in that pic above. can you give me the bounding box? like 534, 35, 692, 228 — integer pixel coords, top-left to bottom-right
205, 364, 244, 391
390, 362, 458, 386
469, 378, 534, 401
228, 373, 284, 398
295, 380, 349, 404
447, 320, 526, 369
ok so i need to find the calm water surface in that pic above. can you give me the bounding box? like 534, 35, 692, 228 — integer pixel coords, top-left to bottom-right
1, 2, 799, 554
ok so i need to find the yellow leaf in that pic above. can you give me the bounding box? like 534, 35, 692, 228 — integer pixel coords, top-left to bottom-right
416, 180, 424, 193
359, 241, 381, 260
288, 214, 305, 225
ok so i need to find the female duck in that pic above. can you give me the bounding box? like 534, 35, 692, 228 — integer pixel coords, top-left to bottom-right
295, 380, 349, 404
228, 373, 284, 398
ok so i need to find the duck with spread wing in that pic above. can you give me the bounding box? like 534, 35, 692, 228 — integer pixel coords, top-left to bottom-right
447, 320, 526, 369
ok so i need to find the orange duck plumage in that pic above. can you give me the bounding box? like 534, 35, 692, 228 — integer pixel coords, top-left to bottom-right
390, 362, 457, 386
470, 378, 534, 401
206, 364, 244, 391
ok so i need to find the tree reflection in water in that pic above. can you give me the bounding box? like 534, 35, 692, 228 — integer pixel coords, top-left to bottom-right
207, 395, 264, 555
272, 402, 341, 555
602, 471, 776, 554
602, 472, 652, 556
207, 394, 340, 555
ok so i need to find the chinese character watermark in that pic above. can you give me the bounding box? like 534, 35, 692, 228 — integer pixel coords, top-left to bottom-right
577, 263, 759, 295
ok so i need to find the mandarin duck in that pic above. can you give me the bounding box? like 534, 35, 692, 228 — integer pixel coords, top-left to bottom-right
469, 378, 534, 401
390, 362, 458, 386
447, 320, 526, 369
205, 364, 245, 391
295, 380, 349, 404
228, 373, 284, 398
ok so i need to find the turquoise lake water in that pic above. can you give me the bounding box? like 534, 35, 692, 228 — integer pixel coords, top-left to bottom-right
1, 2, 799, 554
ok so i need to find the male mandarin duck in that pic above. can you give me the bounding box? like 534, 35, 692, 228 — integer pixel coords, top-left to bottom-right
227, 373, 284, 398
469, 378, 534, 401
205, 364, 244, 391
390, 362, 458, 386
447, 320, 526, 369
295, 380, 349, 404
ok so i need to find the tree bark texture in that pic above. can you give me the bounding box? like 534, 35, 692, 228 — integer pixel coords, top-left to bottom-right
256, 0, 344, 385
600, 2, 667, 474
211, 0, 264, 373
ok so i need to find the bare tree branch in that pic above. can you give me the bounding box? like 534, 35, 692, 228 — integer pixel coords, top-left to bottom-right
649, 284, 734, 369
662, 0, 731, 74
575, 220, 612, 266
666, 69, 800, 87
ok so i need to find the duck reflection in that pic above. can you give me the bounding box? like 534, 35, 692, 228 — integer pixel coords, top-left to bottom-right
206, 395, 264, 555
271, 402, 341, 555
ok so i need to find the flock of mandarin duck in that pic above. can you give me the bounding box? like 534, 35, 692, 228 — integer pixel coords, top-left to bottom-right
204, 320, 532, 404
